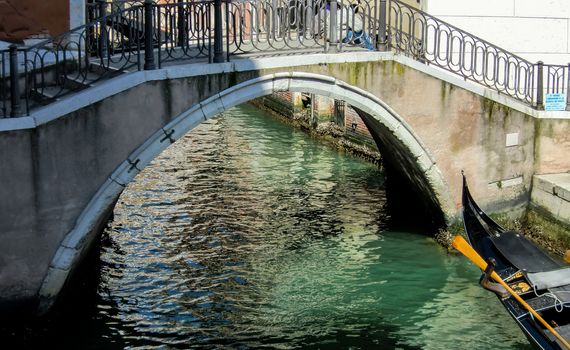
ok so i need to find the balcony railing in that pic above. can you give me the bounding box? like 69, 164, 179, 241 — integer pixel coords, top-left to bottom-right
0, 0, 568, 118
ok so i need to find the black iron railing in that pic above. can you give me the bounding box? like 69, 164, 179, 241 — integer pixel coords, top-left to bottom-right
386, 0, 570, 110
0, 0, 568, 118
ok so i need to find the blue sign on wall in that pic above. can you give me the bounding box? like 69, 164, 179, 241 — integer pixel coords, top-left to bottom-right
544, 93, 566, 111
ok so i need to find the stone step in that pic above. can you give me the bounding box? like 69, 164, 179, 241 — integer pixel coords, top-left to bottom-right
62, 72, 101, 90
30, 85, 70, 103
89, 61, 129, 76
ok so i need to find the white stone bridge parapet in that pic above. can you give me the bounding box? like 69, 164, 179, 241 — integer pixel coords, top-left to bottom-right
0, 0, 569, 317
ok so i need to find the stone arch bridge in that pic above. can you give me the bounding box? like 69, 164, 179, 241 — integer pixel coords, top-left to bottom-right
1, 0, 569, 317
3, 52, 569, 316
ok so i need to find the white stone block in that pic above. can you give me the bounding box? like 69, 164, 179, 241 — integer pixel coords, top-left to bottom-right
66, 177, 125, 248
51, 246, 78, 270
200, 95, 226, 120
560, 187, 570, 202
501, 176, 523, 188
531, 188, 563, 216
112, 159, 141, 185
39, 267, 69, 299
488, 176, 523, 190
534, 175, 554, 193
506, 132, 519, 147
168, 107, 204, 141
558, 200, 570, 223
219, 81, 272, 109
415, 151, 436, 173
273, 76, 291, 92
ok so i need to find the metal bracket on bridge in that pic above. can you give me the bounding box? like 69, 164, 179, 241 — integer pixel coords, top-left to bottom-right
127, 158, 141, 173
160, 128, 176, 144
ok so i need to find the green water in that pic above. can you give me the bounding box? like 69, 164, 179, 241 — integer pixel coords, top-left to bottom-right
7, 104, 533, 349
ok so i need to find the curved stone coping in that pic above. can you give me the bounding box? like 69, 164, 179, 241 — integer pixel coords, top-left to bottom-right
1, 51, 569, 132
36, 71, 454, 314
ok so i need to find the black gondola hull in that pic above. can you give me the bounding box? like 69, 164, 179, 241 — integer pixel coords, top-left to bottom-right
461, 174, 569, 350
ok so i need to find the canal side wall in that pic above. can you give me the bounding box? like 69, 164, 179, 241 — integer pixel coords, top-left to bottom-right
531, 174, 570, 229
0, 52, 569, 317
255, 91, 380, 156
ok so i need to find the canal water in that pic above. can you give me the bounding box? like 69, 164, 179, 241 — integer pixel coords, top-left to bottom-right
9, 104, 532, 349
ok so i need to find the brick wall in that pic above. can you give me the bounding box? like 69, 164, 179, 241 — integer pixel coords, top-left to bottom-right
0, 0, 69, 42
344, 105, 375, 146
259, 91, 295, 118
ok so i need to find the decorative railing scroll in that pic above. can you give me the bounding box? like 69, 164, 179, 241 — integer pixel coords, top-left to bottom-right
387, 0, 569, 109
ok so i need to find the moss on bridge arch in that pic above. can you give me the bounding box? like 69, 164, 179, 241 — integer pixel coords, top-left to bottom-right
392, 61, 406, 76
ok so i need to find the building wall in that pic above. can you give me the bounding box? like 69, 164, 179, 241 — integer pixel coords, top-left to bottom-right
423, 0, 570, 65
0, 0, 70, 42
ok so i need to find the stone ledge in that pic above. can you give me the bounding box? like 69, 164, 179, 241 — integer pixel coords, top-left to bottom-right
531, 173, 570, 226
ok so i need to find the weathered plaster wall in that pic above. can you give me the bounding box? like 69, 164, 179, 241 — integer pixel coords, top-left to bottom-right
302, 60, 536, 212
534, 118, 570, 175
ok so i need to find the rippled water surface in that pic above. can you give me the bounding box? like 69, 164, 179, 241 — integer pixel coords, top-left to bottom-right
10, 104, 533, 349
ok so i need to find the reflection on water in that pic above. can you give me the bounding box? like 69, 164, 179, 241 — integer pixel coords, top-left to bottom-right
5, 104, 533, 349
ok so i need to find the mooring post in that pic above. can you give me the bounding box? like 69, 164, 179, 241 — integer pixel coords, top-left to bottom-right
9, 45, 21, 118
213, 0, 224, 63
144, 0, 156, 70
536, 61, 544, 110
378, 0, 388, 51
97, 0, 108, 59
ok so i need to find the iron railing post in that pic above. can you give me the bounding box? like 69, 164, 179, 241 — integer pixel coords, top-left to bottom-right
213, 0, 224, 63
329, 0, 338, 52
378, 0, 388, 50
536, 61, 544, 110
271, 0, 278, 39
177, 0, 187, 47
306, 0, 314, 36
9, 45, 21, 118
225, 0, 230, 62
566, 63, 570, 111
97, 0, 108, 59
144, 0, 156, 70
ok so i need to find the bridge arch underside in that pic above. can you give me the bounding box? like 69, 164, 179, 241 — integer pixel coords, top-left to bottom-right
354, 108, 447, 229
36, 72, 453, 314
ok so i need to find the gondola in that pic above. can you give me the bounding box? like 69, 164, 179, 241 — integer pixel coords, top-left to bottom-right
459, 174, 570, 350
